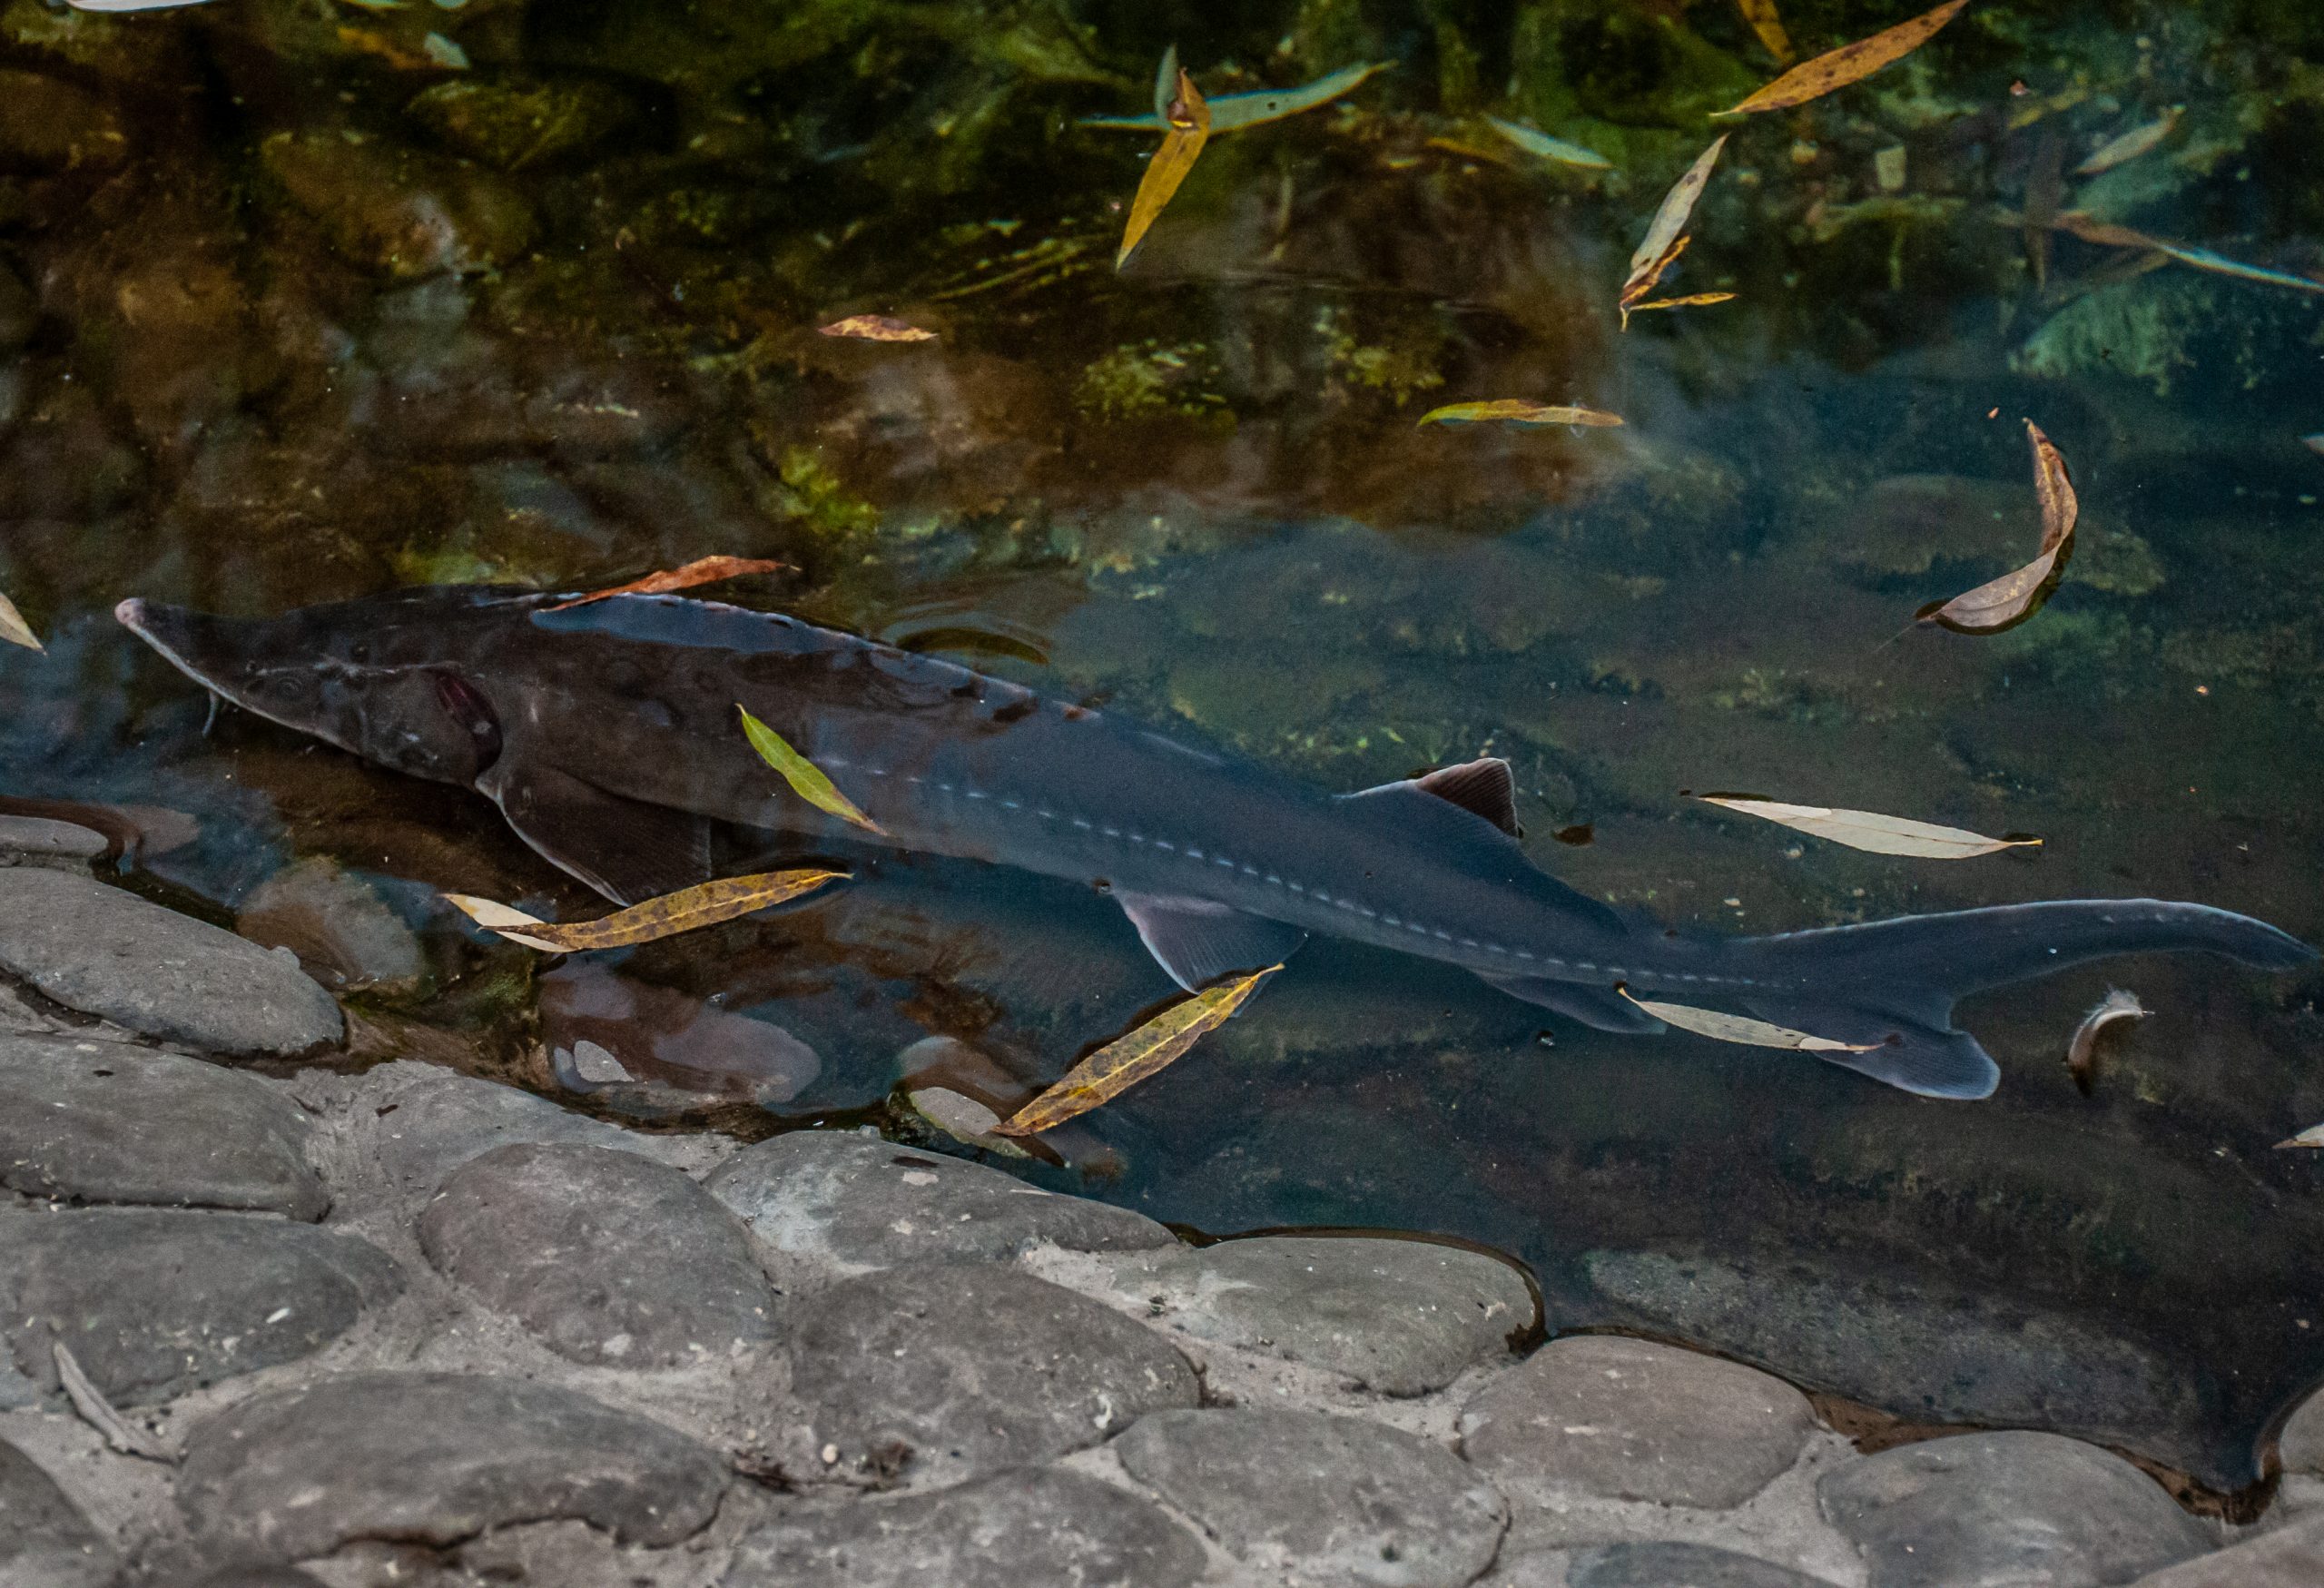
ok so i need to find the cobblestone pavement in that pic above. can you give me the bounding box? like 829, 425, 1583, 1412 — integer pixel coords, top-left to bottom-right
5, 819, 2321, 1588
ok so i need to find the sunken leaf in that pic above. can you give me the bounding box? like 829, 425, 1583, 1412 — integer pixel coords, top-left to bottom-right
1918, 419, 2078, 635
2277, 1124, 2324, 1150
1618, 987, 1876, 1052
1717, 0, 1968, 116
2065, 988, 2147, 1096
737, 706, 887, 834
2075, 108, 2181, 176
0, 590, 40, 653
1735, 0, 1794, 63
1118, 66, 1210, 268
547, 556, 787, 611
446, 869, 843, 952
998, 965, 1279, 1133
1697, 795, 2041, 858
1622, 292, 1738, 316
1620, 137, 1726, 323
1485, 117, 1611, 170
819, 314, 938, 342
1417, 400, 1623, 429
1085, 60, 1388, 133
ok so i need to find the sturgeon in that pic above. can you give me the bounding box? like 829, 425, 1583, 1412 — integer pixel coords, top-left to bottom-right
117, 586, 2313, 1098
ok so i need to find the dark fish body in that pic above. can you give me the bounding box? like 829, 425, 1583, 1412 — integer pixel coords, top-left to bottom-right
116, 587, 2315, 1099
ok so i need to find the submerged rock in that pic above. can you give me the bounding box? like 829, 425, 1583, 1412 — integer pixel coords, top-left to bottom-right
0, 69, 125, 171
260, 130, 535, 279
0, 1435, 114, 1588
406, 75, 634, 170
237, 856, 428, 996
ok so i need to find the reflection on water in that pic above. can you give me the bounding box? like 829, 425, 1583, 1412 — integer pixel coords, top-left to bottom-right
4, 0, 2323, 1491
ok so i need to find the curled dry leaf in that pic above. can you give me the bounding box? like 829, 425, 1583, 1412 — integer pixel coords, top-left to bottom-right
445, 869, 844, 952
1735, 0, 1795, 64
547, 556, 788, 611
2277, 1124, 2324, 1149
1084, 61, 1389, 133
1918, 419, 2077, 635
1417, 400, 1623, 429
1118, 66, 1210, 268
54, 1343, 177, 1462
819, 314, 938, 342
2065, 988, 2147, 1096
737, 706, 888, 834
1485, 116, 1611, 170
1717, 0, 1969, 117
1618, 986, 1877, 1053
909, 1086, 1031, 1158
1620, 137, 1727, 326
2075, 107, 2181, 176
1695, 794, 2041, 858
0, 590, 40, 652
997, 965, 1279, 1134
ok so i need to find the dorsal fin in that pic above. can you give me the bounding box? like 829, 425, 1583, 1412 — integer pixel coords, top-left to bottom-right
1412, 757, 1521, 836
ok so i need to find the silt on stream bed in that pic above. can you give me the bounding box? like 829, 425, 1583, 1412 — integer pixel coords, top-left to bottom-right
4, 0, 2324, 1494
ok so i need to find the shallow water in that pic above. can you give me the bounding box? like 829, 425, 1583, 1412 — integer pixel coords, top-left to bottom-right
4, 0, 2323, 1491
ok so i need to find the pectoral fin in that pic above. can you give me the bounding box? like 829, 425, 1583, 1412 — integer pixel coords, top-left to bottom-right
1115, 890, 1305, 991
482, 764, 715, 906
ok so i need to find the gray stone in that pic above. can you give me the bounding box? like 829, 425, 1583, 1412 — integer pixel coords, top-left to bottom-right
1114, 1407, 1507, 1588
236, 858, 427, 996
350, 1060, 704, 1193
0, 816, 105, 871
419, 1142, 775, 1367
0, 1208, 402, 1405
1571, 1542, 1841, 1587
1459, 1336, 1814, 1510
789, 1265, 1197, 1483
0, 869, 340, 1057
707, 1129, 1174, 1273
0, 1033, 327, 1218
1817, 1431, 2212, 1588
0, 1435, 117, 1588
180, 1371, 728, 1560
723, 1465, 1207, 1588
173, 1569, 330, 1588
2282, 1385, 2324, 1476
2120, 1514, 2324, 1586
1101, 1235, 1534, 1396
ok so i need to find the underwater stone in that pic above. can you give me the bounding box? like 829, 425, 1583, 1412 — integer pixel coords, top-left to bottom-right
237, 856, 428, 995
0, 1435, 115, 1588
722, 1465, 1207, 1588
0, 868, 342, 1058
0, 69, 125, 171
1458, 1336, 1815, 1510
1115, 1407, 1509, 1588
406, 75, 635, 171
260, 130, 535, 279
1817, 1430, 2211, 1588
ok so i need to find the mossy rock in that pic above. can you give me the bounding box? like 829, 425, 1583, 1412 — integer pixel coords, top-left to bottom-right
260, 131, 535, 278
1508, 0, 1758, 132
406, 76, 635, 172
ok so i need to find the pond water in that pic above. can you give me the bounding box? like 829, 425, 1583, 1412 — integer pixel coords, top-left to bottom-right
3, 0, 2323, 1496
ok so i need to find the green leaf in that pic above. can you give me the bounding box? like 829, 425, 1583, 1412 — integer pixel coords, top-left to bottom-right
737, 705, 887, 834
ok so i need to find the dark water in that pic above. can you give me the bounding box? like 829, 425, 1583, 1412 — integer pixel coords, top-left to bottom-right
4, 0, 2324, 1492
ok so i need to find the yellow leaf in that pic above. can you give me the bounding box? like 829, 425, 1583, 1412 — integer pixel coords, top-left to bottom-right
1620, 138, 1727, 325
998, 965, 1279, 1134
1621, 291, 1738, 316
1696, 794, 2041, 858
547, 556, 788, 612
1484, 117, 1612, 170
1619, 987, 1877, 1052
0, 590, 41, 653
1118, 66, 1210, 268
737, 706, 888, 834
2276, 1124, 2324, 1149
1416, 400, 1624, 429
1918, 419, 2078, 635
2075, 108, 2181, 176
1717, 0, 1969, 117
818, 314, 939, 342
445, 869, 844, 952
1734, 0, 1795, 64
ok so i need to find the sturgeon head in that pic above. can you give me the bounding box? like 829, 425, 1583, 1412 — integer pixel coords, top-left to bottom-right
116, 587, 536, 790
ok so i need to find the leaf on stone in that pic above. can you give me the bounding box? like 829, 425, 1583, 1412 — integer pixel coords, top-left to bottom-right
1716, 0, 1969, 116
2075, 107, 2181, 176
1618, 987, 1878, 1052
1735, 0, 1795, 64
0, 590, 41, 653
1621, 291, 1738, 316
1620, 136, 1727, 326
1918, 419, 2077, 635
909, 1086, 1031, 1157
54, 1343, 176, 1462
1485, 117, 1612, 170
1417, 400, 1624, 429
737, 705, 887, 834
2277, 1123, 2324, 1149
1118, 66, 1210, 268
2065, 988, 2147, 1096
547, 556, 788, 611
819, 314, 939, 342
1083, 60, 1389, 133
997, 965, 1280, 1134
444, 868, 844, 952
1695, 794, 2042, 858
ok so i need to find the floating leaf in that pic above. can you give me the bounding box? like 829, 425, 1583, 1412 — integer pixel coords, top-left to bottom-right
0, 591, 41, 653
2065, 988, 2147, 1096
1735, 0, 1795, 63
1618, 987, 1877, 1053
997, 966, 1279, 1134
547, 556, 788, 612
2053, 212, 2324, 296
737, 705, 888, 834
446, 869, 843, 952
64, 0, 212, 10
2075, 107, 2181, 176
1620, 137, 1727, 325
1695, 795, 2042, 858
2277, 1124, 2324, 1150
1417, 400, 1623, 429
1622, 291, 1738, 316
1084, 61, 1389, 133
1485, 117, 1611, 170
819, 314, 938, 342
1716, 0, 1969, 116
1118, 66, 1210, 268
1918, 419, 2077, 635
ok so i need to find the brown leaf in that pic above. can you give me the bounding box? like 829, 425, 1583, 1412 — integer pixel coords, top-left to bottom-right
1621, 138, 1727, 314
1118, 66, 1210, 268
1618, 987, 1878, 1053
444, 868, 844, 952
547, 556, 788, 612
819, 314, 939, 342
997, 965, 1279, 1134
0, 589, 41, 652
2277, 1123, 2324, 1149
1717, 0, 1970, 117
2065, 988, 2147, 1096
1735, 0, 1795, 64
1416, 400, 1624, 429
1918, 419, 2077, 635
1621, 291, 1738, 316
1695, 794, 2041, 858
